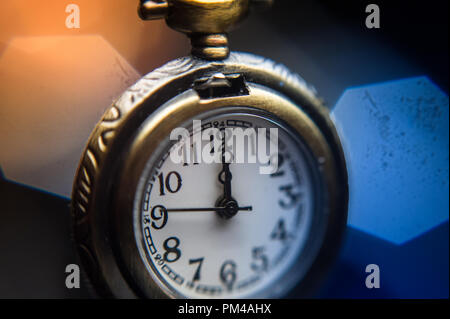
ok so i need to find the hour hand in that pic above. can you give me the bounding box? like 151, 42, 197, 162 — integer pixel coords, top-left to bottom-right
218, 133, 233, 200
218, 161, 232, 200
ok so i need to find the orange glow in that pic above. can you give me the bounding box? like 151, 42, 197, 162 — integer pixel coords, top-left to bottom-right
0, 0, 188, 72
0, 35, 142, 196
0, 1, 188, 197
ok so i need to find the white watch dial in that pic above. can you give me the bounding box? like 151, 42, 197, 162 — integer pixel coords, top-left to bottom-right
137, 112, 317, 298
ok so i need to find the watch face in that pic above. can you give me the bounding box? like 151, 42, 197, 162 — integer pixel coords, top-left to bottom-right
70, 53, 348, 299
135, 109, 323, 298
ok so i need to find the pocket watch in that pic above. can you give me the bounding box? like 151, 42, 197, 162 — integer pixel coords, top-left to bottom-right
71, 0, 348, 299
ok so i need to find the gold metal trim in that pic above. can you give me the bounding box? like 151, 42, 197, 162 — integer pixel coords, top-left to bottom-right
139, 0, 273, 59
70, 52, 348, 298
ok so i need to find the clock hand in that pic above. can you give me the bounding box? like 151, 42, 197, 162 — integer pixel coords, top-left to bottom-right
215, 130, 241, 219
218, 131, 233, 201
219, 162, 233, 200
166, 206, 252, 212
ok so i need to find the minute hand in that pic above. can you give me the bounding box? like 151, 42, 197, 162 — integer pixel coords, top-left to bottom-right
166, 206, 252, 212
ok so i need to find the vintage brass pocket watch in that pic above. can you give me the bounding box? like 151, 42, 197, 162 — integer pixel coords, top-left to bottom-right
71, 0, 348, 299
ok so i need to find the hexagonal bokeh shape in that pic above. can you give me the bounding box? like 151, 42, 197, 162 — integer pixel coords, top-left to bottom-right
332, 77, 449, 244
0, 35, 140, 198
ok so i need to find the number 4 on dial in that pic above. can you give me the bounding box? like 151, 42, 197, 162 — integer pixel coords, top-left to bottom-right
271, 218, 292, 242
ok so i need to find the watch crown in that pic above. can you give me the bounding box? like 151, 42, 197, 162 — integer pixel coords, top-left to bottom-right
138, 0, 273, 60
